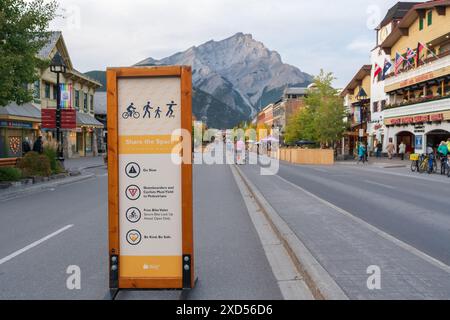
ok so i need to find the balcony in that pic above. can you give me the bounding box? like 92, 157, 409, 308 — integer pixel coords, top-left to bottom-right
385, 51, 450, 89
384, 95, 450, 119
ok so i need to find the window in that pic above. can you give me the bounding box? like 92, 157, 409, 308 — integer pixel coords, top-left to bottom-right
45, 83, 50, 99
90, 95, 94, 112
33, 81, 41, 99
427, 10, 432, 26
380, 100, 386, 111
53, 85, 58, 100
372, 101, 378, 113
419, 17, 424, 30
75, 90, 80, 110
84, 93, 88, 112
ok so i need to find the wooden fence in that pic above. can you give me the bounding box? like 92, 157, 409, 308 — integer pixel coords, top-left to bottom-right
270, 148, 334, 165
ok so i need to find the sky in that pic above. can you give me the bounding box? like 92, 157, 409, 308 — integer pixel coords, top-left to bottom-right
49, 0, 401, 87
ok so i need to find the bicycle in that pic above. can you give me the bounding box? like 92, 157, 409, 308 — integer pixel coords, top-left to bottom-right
418, 153, 437, 174
439, 154, 449, 175
410, 153, 419, 172
122, 111, 140, 119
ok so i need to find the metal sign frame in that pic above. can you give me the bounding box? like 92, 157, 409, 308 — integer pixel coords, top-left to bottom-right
107, 66, 194, 290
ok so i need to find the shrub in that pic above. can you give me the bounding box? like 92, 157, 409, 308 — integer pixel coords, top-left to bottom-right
17, 151, 52, 177
0, 167, 22, 182
43, 147, 64, 174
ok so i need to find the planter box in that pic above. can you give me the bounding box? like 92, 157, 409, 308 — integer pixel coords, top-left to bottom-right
279, 148, 334, 165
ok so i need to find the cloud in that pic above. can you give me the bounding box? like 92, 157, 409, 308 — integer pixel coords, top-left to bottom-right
47, 0, 397, 87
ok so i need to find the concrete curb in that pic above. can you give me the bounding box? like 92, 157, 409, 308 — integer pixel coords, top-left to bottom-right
234, 165, 349, 300
0, 174, 95, 202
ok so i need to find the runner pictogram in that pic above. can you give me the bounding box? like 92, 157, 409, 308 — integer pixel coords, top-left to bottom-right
125, 185, 141, 200
125, 162, 141, 178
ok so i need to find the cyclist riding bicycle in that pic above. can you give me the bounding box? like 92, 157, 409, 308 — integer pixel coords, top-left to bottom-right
127, 103, 136, 116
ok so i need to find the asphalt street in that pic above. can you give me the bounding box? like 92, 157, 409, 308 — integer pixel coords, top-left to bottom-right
0, 164, 282, 300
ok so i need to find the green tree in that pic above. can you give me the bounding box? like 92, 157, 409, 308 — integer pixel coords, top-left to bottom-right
284, 70, 346, 147
0, 0, 57, 106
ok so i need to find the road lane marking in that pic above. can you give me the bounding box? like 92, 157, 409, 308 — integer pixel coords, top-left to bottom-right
363, 180, 396, 189
0, 225, 74, 266
274, 174, 450, 273
312, 168, 328, 173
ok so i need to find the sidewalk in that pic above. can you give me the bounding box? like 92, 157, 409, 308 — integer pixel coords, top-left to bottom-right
336, 156, 408, 168
64, 155, 105, 172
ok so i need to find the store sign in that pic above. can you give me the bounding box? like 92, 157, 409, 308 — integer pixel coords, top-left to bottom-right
0, 120, 33, 129
107, 66, 194, 290
386, 113, 445, 126
399, 72, 435, 88
41, 109, 76, 129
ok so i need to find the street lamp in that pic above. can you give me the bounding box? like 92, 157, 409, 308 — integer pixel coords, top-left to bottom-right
50, 52, 67, 165
356, 87, 369, 143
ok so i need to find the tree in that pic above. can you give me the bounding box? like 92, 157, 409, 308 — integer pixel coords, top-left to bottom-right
0, 0, 57, 107
284, 70, 346, 147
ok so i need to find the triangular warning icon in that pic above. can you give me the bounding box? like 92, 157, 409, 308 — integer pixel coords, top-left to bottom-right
129, 166, 137, 174
129, 188, 138, 197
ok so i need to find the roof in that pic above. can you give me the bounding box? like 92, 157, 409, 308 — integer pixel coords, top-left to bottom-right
284, 87, 308, 96
77, 112, 104, 127
0, 102, 41, 121
94, 92, 107, 115
38, 31, 61, 59
381, 1, 450, 50
377, 2, 419, 29
340, 65, 372, 97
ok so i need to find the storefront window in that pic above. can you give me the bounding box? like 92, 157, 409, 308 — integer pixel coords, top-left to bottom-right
84, 93, 88, 112
33, 81, 40, 100
45, 83, 51, 99
85, 131, 92, 153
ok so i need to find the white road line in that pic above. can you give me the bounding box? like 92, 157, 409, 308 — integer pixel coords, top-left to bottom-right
0, 225, 74, 266
274, 174, 450, 273
363, 180, 396, 189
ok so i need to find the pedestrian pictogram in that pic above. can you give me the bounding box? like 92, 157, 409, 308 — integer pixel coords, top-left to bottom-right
125, 185, 141, 200
126, 207, 141, 223
126, 230, 142, 246
125, 162, 141, 178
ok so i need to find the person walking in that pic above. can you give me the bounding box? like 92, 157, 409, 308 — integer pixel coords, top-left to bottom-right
376, 142, 382, 158
22, 137, 31, 156
387, 139, 395, 160
398, 141, 406, 161
357, 143, 367, 164
143, 101, 153, 118
32, 136, 43, 154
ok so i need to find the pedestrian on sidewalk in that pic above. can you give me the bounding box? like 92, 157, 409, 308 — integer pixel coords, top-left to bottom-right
22, 137, 31, 156
32, 136, 43, 154
357, 143, 367, 164
387, 139, 395, 160
399, 142, 406, 161
376, 142, 382, 158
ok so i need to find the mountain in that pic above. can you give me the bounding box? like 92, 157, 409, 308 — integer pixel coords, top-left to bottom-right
86, 33, 313, 128
85, 71, 106, 91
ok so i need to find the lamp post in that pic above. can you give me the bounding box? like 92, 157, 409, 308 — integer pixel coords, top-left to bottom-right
356, 88, 369, 144
50, 52, 67, 165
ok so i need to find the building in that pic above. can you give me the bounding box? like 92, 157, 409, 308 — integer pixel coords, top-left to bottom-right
94, 91, 107, 154
272, 87, 308, 136
381, 1, 450, 154
369, 2, 418, 154
340, 65, 372, 158
0, 32, 103, 158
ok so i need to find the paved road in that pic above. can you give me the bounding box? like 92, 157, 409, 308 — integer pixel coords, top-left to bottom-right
0, 164, 282, 300
240, 160, 450, 299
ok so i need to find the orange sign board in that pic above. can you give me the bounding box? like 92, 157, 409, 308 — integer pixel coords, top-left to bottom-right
107, 66, 194, 290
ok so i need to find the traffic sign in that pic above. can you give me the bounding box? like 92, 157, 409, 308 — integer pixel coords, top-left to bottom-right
107, 66, 194, 290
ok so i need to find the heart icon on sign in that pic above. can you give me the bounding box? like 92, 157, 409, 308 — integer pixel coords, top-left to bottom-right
126, 230, 141, 245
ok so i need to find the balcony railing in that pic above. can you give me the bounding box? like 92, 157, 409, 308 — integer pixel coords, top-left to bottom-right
385, 94, 450, 110
385, 51, 450, 87
384, 95, 450, 119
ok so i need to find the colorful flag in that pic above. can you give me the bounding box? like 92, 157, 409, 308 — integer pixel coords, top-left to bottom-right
416, 42, 425, 66
373, 63, 382, 82
394, 52, 405, 75
382, 59, 392, 80
59, 84, 72, 109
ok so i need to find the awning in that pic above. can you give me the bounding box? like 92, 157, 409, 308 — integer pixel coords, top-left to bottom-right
0, 102, 41, 121
76, 112, 104, 128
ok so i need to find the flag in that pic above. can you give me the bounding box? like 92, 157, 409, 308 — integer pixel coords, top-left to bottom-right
416, 42, 425, 66
60, 84, 72, 109
394, 52, 405, 75
373, 63, 382, 82
403, 49, 415, 68
382, 59, 392, 80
